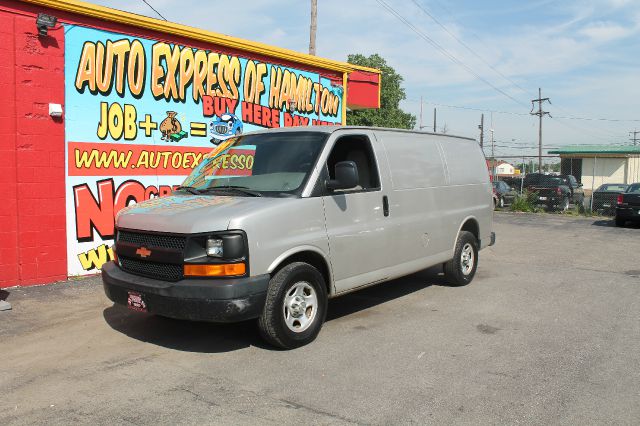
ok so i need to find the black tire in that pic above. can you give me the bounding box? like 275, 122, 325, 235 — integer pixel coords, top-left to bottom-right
258, 262, 327, 349
615, 216, 626, 227
444, 231, 479, 286
560, 196, 569, 212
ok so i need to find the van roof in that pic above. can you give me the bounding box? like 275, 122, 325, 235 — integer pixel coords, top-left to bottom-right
245, 126, 476, 141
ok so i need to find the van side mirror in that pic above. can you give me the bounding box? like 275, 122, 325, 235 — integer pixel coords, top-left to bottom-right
326, 161, 359, 191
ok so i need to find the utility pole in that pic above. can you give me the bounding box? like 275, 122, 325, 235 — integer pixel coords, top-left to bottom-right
478, 113, 484, 149
433, 108, 436, 132
418, 97, 431, 130
309, 0, 317, 55
530, 88, 551, 173
630, 129, 639, 145
490, 128, 495, 181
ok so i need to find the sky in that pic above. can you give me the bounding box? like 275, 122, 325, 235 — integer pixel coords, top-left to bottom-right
91, 0, 640, 161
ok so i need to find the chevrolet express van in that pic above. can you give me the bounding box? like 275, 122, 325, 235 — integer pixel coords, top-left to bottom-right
102, 126, 495, 348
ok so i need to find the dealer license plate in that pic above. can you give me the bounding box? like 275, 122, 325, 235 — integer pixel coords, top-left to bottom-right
539, 196, 547, 201
127, 291, 147, 312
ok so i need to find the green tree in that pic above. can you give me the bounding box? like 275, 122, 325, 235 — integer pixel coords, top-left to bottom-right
346, 54, 416, 129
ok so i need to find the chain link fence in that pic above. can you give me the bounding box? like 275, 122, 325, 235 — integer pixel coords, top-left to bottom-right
493, 153, 640, 215
572, 154, 639, 216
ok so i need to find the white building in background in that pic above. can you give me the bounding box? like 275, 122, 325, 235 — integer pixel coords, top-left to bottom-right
495, 161, 516, 176
549, 145, 640, 193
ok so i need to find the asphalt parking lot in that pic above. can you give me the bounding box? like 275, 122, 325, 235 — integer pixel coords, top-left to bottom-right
1, 212, 639, 425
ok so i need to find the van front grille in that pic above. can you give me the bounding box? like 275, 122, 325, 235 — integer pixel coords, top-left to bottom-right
118, 231, 186, 250
119, 257, 183, 281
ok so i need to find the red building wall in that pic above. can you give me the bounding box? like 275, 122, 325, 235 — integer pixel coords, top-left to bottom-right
0, 6, 67, 287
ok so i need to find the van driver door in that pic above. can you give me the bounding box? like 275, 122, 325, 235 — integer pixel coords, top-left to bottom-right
321, 132, 393, 294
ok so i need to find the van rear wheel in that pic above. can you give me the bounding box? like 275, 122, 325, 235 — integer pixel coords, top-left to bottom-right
258, 262, 327, 349
444, 231, 478, 286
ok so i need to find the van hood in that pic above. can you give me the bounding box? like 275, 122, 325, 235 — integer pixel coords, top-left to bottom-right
116, 194, 292, 234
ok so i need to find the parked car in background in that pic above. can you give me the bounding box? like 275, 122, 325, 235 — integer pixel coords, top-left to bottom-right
615, 183, 640, 227
592, 183, 628, 216
492, 189, 499, 209
492, 180, 518, 208
522, 173, 584, 211
499, 176, 523, 192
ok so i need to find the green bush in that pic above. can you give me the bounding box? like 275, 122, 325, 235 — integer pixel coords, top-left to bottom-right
509, 190, 540, 212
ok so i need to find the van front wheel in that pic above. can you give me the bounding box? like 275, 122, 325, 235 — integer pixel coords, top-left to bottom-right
258, 262, 327, 349
444, 231, 478, 286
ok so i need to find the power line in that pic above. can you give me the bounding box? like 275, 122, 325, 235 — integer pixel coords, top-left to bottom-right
554, 115, 640, 123
141, 0, 167, 21
375, 0, 528, 108
402, 2, 639, 140
410, 0, 533, 97
404, 99, 640, 123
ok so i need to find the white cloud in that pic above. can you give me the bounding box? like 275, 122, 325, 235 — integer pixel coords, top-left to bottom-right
579, 21, 636, 42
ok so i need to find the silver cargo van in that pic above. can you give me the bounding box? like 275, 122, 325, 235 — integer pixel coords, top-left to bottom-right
102, 126, 495, 348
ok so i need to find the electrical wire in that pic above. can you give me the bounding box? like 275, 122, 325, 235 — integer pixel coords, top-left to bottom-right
410, 0, 533, 98
375, 0, 529, 108
141, 0, 167, 21
405, 99, 640, 123
404, 2, 638, 139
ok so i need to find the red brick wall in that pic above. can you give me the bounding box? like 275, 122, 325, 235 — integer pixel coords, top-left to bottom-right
0, 7, 67, 288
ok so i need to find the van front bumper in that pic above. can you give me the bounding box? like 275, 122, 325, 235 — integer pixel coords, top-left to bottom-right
102, 262, 269, 322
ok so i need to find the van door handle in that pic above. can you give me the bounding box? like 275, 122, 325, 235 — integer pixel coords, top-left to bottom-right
382, 195, 389, 217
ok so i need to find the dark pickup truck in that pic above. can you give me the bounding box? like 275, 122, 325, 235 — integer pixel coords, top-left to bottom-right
615, 183, 640, 227
523, 173, 584, 211
592, 183, 628, 216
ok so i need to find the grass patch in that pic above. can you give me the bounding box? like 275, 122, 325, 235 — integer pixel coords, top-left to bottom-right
509, 190, 541, 213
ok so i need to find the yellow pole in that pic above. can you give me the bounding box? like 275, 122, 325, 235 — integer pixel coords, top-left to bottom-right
342, 72, 348, 125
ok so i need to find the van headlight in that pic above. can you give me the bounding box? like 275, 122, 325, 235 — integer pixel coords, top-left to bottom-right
184, 232, 248, 277
206, 238, 224, 257
184, 231, 247, 269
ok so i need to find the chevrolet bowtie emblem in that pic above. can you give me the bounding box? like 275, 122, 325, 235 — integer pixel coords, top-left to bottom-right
136, 247, 152, 258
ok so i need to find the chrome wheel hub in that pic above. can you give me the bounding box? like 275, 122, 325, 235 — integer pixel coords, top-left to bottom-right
461, 243, 474, 275
283, 282, 317, 333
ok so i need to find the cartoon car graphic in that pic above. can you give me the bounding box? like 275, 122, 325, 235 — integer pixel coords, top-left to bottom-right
210, 113, 243, 145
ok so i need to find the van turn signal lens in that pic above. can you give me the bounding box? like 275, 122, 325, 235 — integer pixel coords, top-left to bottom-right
184, 263, 246, 277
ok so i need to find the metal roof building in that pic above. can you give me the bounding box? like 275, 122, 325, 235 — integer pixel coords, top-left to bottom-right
548, 145, 640, 192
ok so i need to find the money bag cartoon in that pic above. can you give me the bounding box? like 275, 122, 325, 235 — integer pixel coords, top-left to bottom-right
159, 111, 182, 142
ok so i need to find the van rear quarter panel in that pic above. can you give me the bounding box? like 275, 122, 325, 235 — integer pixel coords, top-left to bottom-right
377, 131, 492, 268
437, 137, 493, 247
376, 132, 452, 264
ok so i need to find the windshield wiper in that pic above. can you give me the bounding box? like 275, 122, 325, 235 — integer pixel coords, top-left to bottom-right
202, 186, 263, 197
174, 186, 202, 195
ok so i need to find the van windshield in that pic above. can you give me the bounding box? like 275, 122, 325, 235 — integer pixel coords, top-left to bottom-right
180, 132, 327, 197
